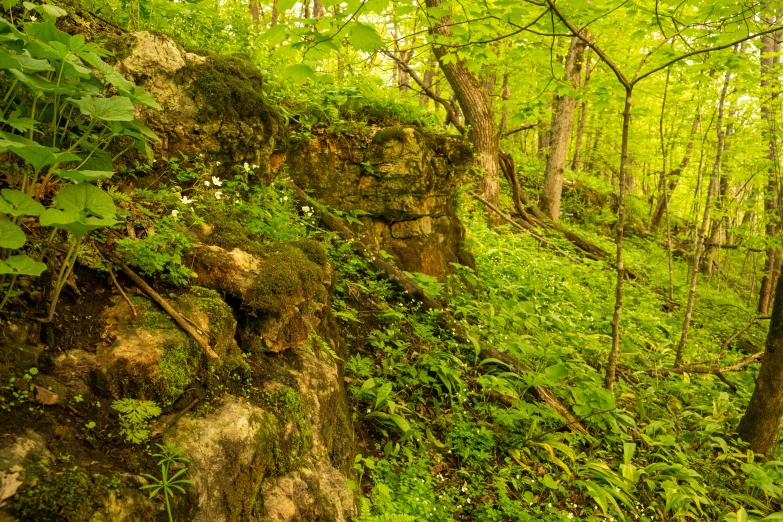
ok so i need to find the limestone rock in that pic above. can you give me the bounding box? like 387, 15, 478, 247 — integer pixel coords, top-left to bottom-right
110, 32, 281, 182
170, 335, 355, 521
93, 289, 240, 403
190, 241, 331, 353
287, 126, 474, 279
0, 430, 52, 508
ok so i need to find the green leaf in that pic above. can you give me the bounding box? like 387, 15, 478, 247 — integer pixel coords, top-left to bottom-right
40, 183, 118, 238
40, 4, 68, 19
0, 189, 45, 216
0, 254, 47, 276
348, 23, 383, 53
0, 140, 80, 173
26, 20, 70, 45
72, 95, 135, 122
0, 218, 25, 249
53, 169, 113, 183
285, 63, 317, 85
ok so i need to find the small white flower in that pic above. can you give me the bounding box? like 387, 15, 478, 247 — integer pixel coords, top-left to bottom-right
216, 161, 221, 166
214, 191, 223, 200
252, 164, 259, 169
366, 408, 371, 413
30, 15, 37, 21
212, 176, 223, 186
204, 180, 211, 187
568, 514, 574, 520
282, 196, 288, 202
302, 206, 311, 212
171, 209, 179, 217
180, 196, 193, 204
198, 153, 203, 157
243, 162, 250, 171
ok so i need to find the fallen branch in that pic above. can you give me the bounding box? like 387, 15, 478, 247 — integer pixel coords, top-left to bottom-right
652, 351, 764, 377
291, 184, 587, 435
117, 263, 219, 360
716, 318, 759, 360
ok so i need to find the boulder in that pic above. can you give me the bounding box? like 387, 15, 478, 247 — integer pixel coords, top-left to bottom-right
190, 241, 331, 353
171, 336, 355, 521
92, 288, 241, 404
0, 430, 52, 509
287, 126, 474, 279
109, 32, 281, 182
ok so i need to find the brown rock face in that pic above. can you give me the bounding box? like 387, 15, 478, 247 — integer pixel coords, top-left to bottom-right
287, 126, 474, 279
111, 32, 280, 182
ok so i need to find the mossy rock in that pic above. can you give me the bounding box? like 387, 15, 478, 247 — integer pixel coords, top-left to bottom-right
180, 54, 276, 126
11, 468, 151, 522
95, 296, 203, 404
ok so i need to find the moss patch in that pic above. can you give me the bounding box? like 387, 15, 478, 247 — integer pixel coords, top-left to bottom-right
11, 468, 122, 522
372, 127, 409, 146
256, 386, 312, 474
244, 248, 325, 315
181, 54, 276, 124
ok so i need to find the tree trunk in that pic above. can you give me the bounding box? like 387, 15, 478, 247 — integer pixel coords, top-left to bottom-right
270, 0, 279, 26
571, 51, 592, 172
758, 32, 780, 315
674, 69, 732, 368
650, 113, 700, 230
425, 0, 500, 208
605, 87, 633, 392
738, 269, 783, 453
540, 37, 587, 221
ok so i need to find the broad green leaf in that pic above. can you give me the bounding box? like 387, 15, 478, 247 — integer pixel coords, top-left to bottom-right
348, 23, 383, 53
0, 140, 80, 173
285, 63, 317, 85
40, 183, 118, 238
6, 68, 75, 95
72, 95, 135, 122
25, 20, 70, 45
53, 169, 113, 183
0, 189, 44, 216
0, 254, 47, 276
0, 218, 25, 249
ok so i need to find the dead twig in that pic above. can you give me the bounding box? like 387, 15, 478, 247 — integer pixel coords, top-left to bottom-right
117, 263, 218, 360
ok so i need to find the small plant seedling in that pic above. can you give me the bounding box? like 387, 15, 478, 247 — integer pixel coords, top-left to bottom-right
141, 443, 193, 522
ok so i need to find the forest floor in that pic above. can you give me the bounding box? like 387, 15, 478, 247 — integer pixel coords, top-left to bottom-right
342, 186, 779, 522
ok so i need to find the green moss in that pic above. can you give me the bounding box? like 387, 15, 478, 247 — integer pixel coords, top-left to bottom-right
11, 468, 120, 522
256, 387, 312, 474
181, 54, 276, 124
101, 34, 133, 62
372, 127, 409, 145
191, 286, 234, 345
244, 249, 324, 315
126, 296, 202, 403
291, 239, 328, 267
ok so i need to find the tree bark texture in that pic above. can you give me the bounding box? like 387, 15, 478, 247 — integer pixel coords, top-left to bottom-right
738, 268, 783, 453
571, 51, 592, 172
425, 0, 500, 208
540, 37, 587, 221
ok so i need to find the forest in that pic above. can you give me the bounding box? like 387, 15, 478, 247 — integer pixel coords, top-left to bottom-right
1, 0, 783, 520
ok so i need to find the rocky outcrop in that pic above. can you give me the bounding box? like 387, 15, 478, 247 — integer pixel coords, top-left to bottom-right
170, 336, 355, 521
109, 32, 280, 182
287, 127, 474, 279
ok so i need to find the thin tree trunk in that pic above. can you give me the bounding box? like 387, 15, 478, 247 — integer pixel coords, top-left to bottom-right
540, 37, 587, 221
674, 69, 732, 368
571, 51, 592, 172
758, 31, 780, 315
270, 0, 279, 26
659, 69, 675, 300
650, 114, 700, 230
738, 267, 783, 453
605, 86, 633, 392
